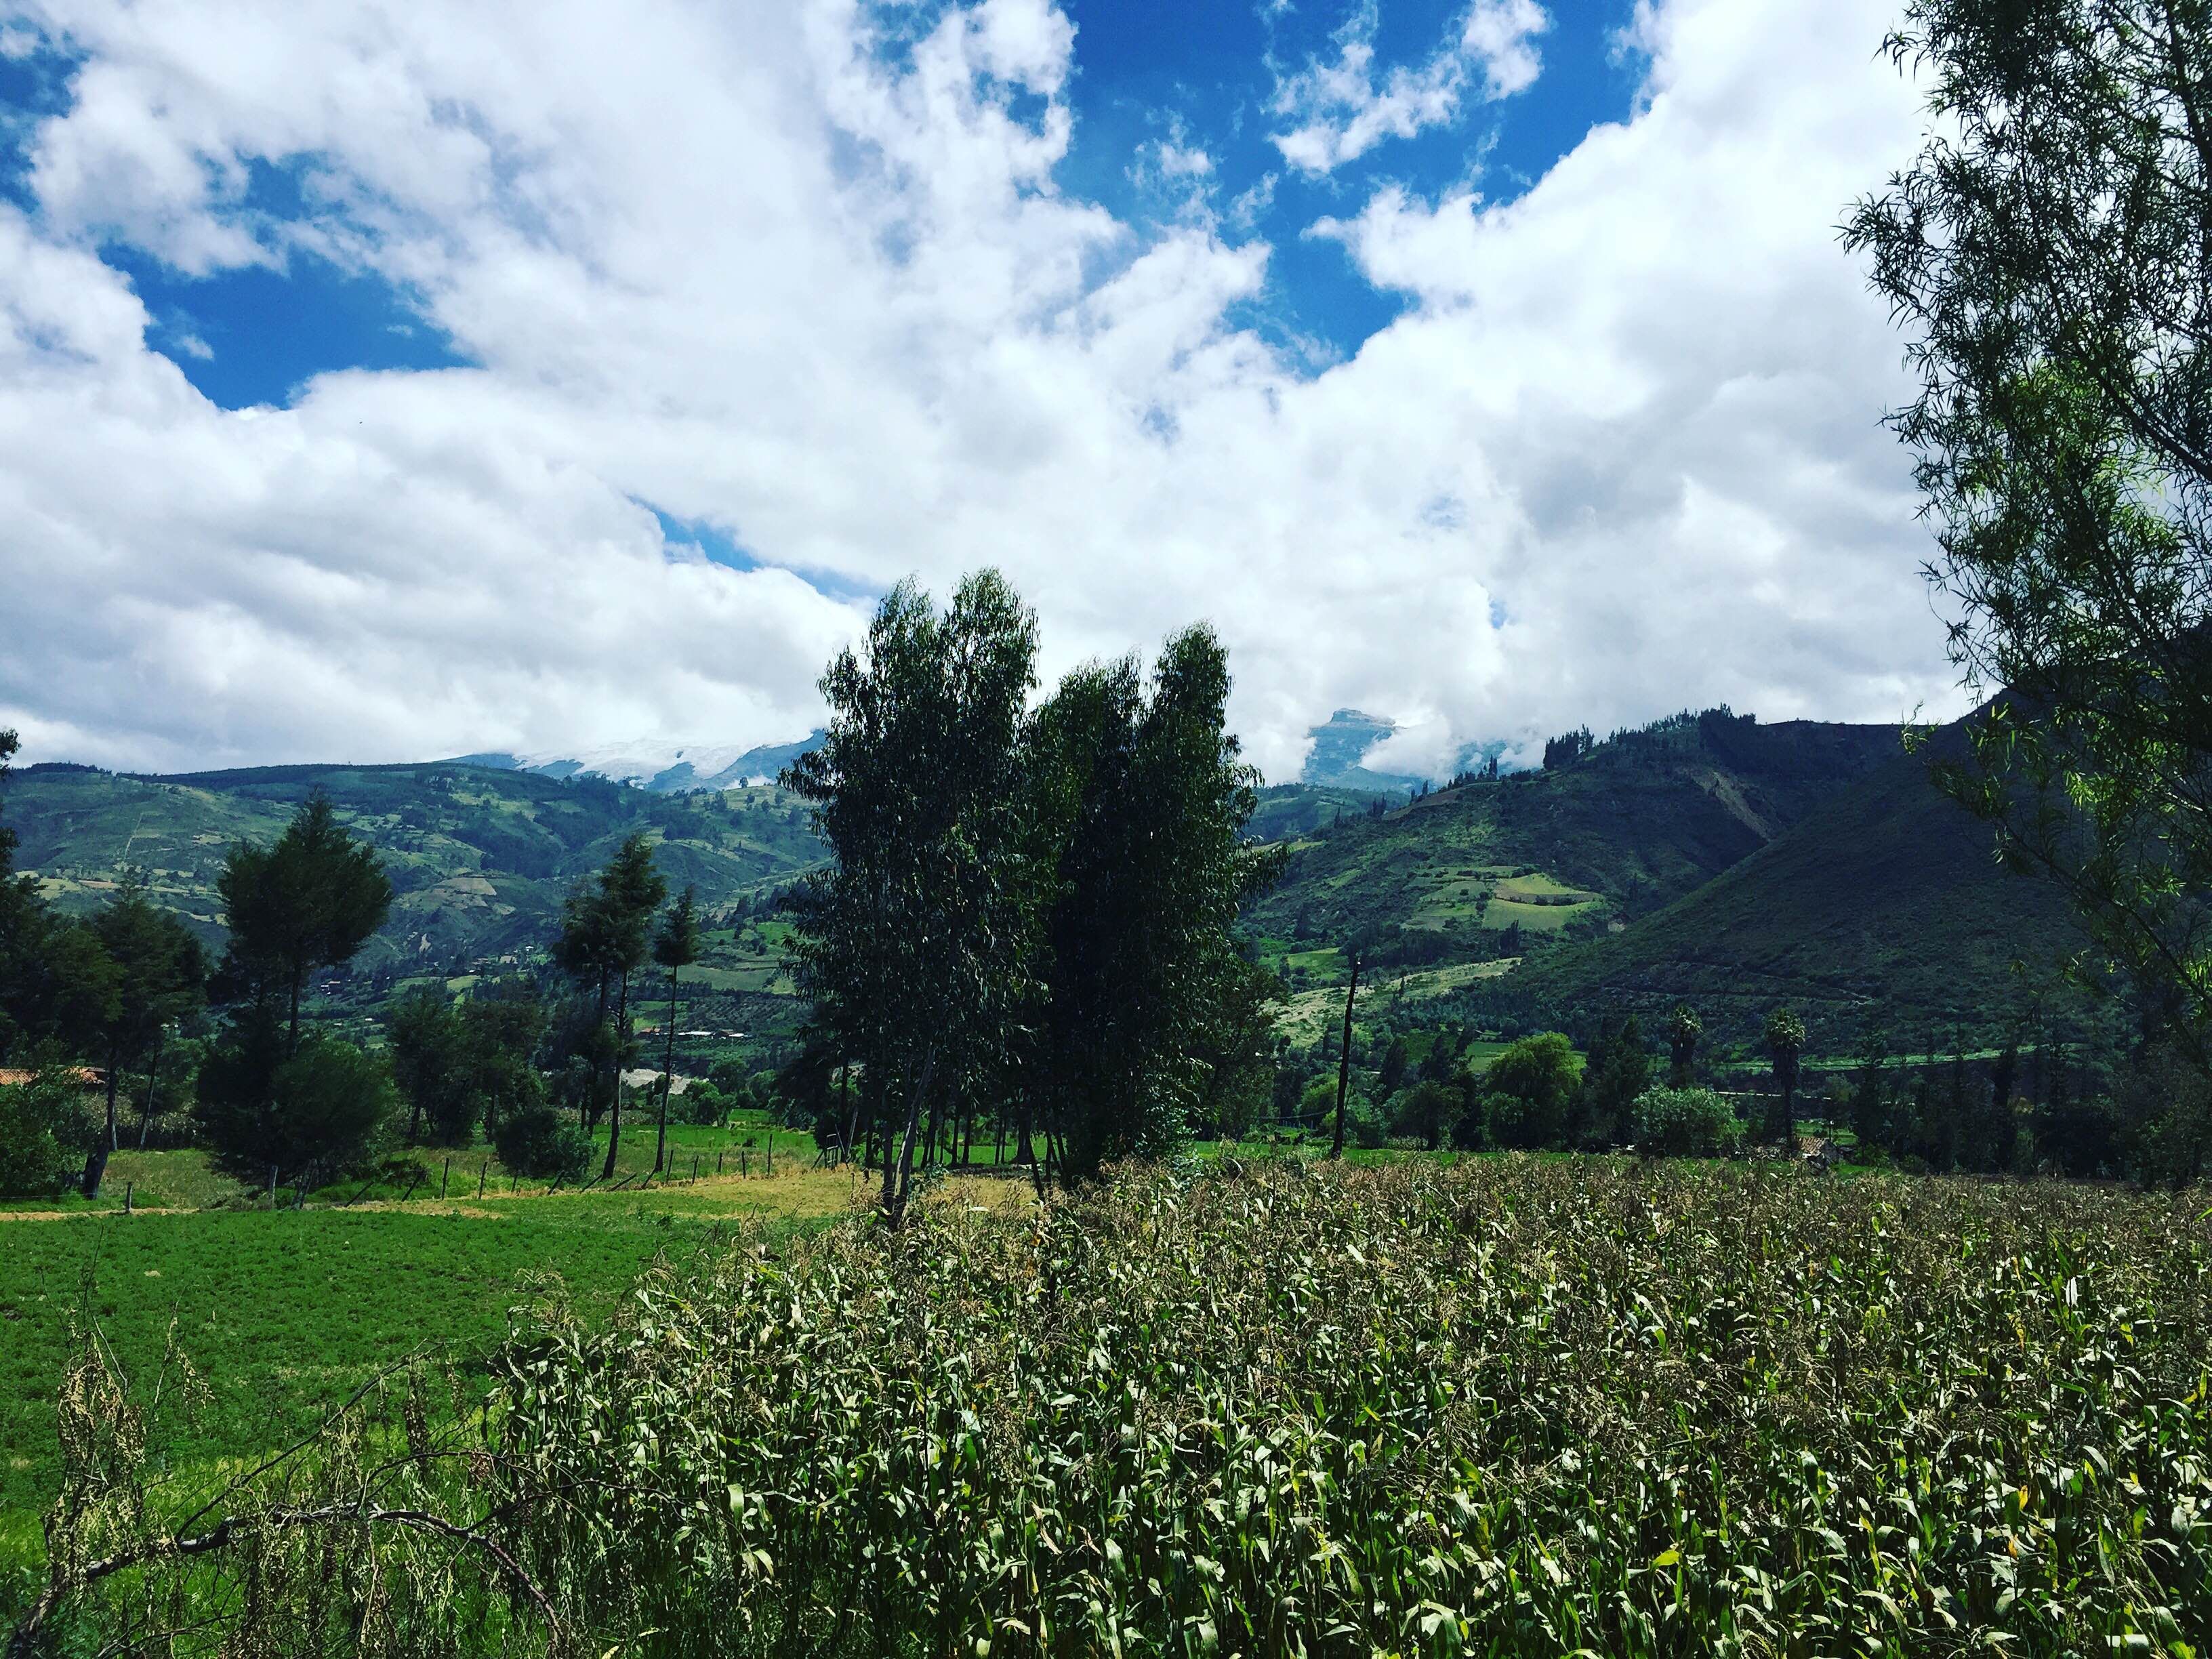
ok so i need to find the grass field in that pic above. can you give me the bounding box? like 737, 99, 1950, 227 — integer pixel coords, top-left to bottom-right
0, 1159, 876, 1559
30, 1155, 2202, 1654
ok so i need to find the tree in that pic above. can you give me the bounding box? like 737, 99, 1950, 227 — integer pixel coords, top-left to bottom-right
1846, 0, 2212, 1069
1328, 949, 1364, 1160
78, 876, 207, 1197
1764, 1008, 1806, 1145
1576, 1015, 1651, 1149
553, 834, 665, 1177
1024, 632, 1284, 1185
0, 1061, 92, 1199
784, 573, 1042, 1226
217, 794, 392, 1056
388, 986, 469, 1146
1481, 1032, 1580, 1149
199, 1023, 398, 1189
651, 888, 700, 1174
1665, 1002, 1702, 1086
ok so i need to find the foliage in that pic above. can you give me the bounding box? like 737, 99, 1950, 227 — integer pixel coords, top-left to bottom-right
216, 792, 393, 1051
489, 1102, 591, 1181
197, 1027, 398, 1184
1388, 1077, 1463, 1151
1477, 1031, 1580, 1149
1846, 0, 2212, 1058
649, 886, 701, 1172
388, 978, 549, 1149
35, 1160, 2211, 1654
1027, 630, 1284, 1182
0, 1063, 91, 1199
1629, 1085, 1744, 1158
783, 573, 1042, 1223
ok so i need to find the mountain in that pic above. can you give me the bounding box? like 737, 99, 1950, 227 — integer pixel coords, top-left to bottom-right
1251, 710, 1906, 954
5, 760, 824, 987
449, 731, 826, 794
1501, 716, 2095, 1054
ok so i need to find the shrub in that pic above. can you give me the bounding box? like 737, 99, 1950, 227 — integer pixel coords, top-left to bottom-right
0, 1064, 91, 1197
1480, 1031, 1578, 1149
1347, 1094, 1386, 1149
491, 1105, 592, 1181
1629, 1085, 1744, 1158
195, 1027, 398, 1183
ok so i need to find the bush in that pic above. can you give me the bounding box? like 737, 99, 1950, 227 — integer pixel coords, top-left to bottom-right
0, 1064, 91, 1197
492, 1105, 592, 1181
195, 1025, 398, 1183
1629, 1086, 1744, 1158
1347, 1094, 1386, 1150
679, 1079, 728, 1126
1480, 1032, 1579, 1149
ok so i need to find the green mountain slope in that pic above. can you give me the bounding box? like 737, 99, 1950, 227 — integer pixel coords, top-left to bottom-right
1504, 720, 2094, 1054
1249, 711, 1905, 955
7, 762, 824, 983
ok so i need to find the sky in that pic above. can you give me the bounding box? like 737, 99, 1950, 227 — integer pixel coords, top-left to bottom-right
0, 0, 1953, 781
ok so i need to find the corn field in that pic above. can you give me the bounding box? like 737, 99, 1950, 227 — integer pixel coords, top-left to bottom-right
19, 1158, 2212, 1656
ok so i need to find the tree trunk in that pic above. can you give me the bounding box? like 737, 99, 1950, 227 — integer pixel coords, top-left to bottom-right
600, 972, 631, 1181
137, 1028, 165, 1150
1016, 1099, 1036, 1165
1330, 954, 1361, 1159
81, 1044, 123, 1199
885, 1050, 935, 1229
840, 1061, 857, 1167
655, 966, 678, 1173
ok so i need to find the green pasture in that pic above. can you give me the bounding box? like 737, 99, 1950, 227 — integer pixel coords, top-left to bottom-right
0, 1158, 871, 1559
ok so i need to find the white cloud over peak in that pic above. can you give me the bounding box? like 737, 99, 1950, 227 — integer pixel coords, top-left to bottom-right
1269, 0, 1550, 176
0, 0, 1956, 783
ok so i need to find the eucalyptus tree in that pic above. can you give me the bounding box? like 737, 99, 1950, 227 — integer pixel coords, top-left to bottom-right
651, 887, 700, 1173
783, 572, 1042, 1227
552, 834, 665, 1179
1026, 628, 1286, 1183
1847, 0, 2212, 1066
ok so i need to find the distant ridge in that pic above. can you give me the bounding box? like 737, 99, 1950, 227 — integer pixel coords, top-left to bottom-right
446, 732, 826, 794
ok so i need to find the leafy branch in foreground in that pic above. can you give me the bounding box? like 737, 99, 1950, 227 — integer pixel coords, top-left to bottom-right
1847, 0, 2212, 1068
10, 1321, 560, 1658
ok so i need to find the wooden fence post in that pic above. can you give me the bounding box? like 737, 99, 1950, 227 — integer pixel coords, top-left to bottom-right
477, 1162, 487, 1199
268, 1166, 278, 1209
123, 1181, 132, 1214
766, 1129, 773, 1176
691, 1154, 699, 1183
741, 1149, 750, 1178
440, 1158, 450, 1200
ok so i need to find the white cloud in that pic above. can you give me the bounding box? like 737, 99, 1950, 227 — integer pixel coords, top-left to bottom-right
1269, 0, 1550, 176
0, 0, 1956, 783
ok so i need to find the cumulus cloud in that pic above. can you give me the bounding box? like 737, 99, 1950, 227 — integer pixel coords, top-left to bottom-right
1269, 0, 1550, 176
0, 0, 1954, 781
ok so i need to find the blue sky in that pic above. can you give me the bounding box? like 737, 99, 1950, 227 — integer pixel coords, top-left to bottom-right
7, 0, 1646, 413
0, 0, 1951, 778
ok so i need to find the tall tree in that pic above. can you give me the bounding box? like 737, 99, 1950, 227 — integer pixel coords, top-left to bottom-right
784, 573, 1042, 1226
1765, 1008, 1806, 1146
651, 887, 700, 1173
1328, 949, 1362, 1160
217, 793, 392, 1057
79, 875, 207, 1197
1846, 0, 2212, 1063
1025, 630, 1286, 1184
565, 835, 665, 1181
0, 730, 56, 1065
1665, 1002, 1702, 1086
